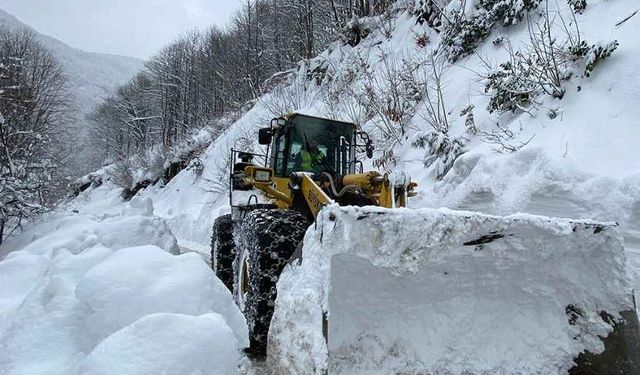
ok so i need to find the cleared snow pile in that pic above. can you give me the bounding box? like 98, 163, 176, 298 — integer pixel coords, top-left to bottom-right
0, 186, 248, 375
269, 205, 640, 374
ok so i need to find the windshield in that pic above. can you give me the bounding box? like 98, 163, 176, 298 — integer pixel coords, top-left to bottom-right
273, 116, 355, 177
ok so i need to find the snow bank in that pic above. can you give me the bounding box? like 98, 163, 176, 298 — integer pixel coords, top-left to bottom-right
269, 205, 637, 374
0, 186, 247, 374
81, 312, 238, 375
76, 245, 247, 349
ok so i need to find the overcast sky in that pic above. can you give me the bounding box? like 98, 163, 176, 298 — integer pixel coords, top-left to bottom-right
0, 0, 243, 60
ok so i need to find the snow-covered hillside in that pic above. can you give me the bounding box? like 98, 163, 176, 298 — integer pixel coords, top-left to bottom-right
1, 0, 640, 373
126, 0, 640, 287
0, 8, 143, 126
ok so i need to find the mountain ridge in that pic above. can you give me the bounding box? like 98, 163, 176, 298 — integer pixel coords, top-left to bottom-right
0, 8, 144, 118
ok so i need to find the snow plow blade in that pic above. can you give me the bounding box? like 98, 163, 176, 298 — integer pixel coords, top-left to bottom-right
268, 205, 640, 374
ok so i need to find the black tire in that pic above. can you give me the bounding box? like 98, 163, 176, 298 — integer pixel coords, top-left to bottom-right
234, 209, 310, 356
211, 214, 235, 291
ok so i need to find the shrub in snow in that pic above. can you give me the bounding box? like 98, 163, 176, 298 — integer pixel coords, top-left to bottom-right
104, 128, 214, 199
108, 161, 135, 192
412, 131, 466, 179
71, 172, 104, 197
567, 0, 587, 13
322, 54, 376, 126
340, 17, 373, 47
263, 80, 315, 117
186, 157, 204, 176
440, 0, 543, 61
570, 40, 619, 77
361, 53, 429, 148
485, 59, 540, 113
441, 10, 494, 62
479, 122, 535, 153
415, 32, 431, 47
461, 104, 478, 134
478, 0, 543, 26
413, 0, 444, 30
485, 10, 619, 114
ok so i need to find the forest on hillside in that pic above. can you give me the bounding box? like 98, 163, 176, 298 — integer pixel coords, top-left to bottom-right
87, 0, 393, 162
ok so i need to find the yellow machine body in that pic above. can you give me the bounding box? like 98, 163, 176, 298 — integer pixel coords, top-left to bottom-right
243, 163, 416, 218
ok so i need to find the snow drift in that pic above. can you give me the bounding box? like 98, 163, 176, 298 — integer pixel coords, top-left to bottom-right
269, 205, 639, 374
0, 187, 248, 375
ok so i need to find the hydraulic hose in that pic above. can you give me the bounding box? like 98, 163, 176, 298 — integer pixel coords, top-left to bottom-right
321, 172, 362, 198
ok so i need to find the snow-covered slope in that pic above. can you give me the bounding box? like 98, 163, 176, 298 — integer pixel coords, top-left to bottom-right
1, 0, 640, 373
0, 8, 143, 124
132, 0, 640, 279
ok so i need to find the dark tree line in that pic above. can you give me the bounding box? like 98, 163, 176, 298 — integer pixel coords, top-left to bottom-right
88, 0, 394, 163
0, 28, 71, 244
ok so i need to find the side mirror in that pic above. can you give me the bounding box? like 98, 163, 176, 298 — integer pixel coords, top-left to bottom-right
258, 128, 272, 145
366, 140, 374, 159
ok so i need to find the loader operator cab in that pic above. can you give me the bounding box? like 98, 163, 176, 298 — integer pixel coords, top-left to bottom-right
259, 113, 372, 178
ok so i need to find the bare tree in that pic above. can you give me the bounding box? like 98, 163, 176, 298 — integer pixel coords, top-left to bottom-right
85, 0, 398, 173
0, 28, 70, 244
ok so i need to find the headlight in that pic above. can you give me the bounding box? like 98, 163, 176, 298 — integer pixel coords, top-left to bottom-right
254, 170, 271, 182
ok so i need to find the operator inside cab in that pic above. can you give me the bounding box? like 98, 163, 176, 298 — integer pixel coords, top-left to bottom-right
294, 141, 327, 174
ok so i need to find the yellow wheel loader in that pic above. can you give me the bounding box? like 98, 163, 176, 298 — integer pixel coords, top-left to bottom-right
211, 113, 416, 355
211, 114, 640, 373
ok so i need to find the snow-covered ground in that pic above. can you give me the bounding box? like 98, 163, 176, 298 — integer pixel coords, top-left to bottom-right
1, 0, 640, 373
0, 188, 247, 374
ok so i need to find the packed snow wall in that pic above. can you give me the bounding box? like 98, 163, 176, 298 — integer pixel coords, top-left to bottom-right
268, 205, 640, 374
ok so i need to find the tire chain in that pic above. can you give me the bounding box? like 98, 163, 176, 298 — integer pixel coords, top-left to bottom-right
235, 209, 309, 354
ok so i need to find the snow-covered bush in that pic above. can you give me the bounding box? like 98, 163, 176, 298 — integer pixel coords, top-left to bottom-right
571, 40, 619, 77
263, 80, 316, 117
485, 9, 619, 114
441, 0, 543, 61
412, 131, 466, 178
567, 0, 587, 13
478, 0, 543, 26
72, 172, 104, 196
407, 50, 465, 178
413, 0, 445, 30
186, 157, 204, 176
105, 128, 214, 199
479, 122, 534, 153
108, 160, 141, 199
362, 53, 426, 148
441, 10, 494, 62
461, 104, 478, 134
322, 54, 375, 126
415, 51, 451, 134
485, 58, 541, 113
340, 17, 374, 47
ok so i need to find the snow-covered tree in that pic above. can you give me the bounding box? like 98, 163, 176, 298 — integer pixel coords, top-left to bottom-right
0, 28, 70, 244
86, 0, 397, 169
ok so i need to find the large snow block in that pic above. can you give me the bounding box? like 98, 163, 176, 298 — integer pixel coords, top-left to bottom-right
268, 205, 640, 374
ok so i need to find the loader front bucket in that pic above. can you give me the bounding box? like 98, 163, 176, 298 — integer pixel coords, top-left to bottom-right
268, 205, 640, 374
